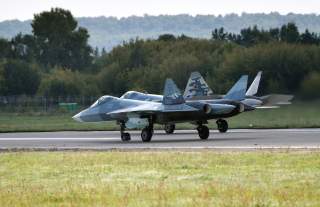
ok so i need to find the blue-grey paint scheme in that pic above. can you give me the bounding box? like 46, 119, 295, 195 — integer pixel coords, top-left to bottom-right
73, 79, 237, 128
121, 71, 293, 110
224, 75, 248, 101
73, 72, 293, 140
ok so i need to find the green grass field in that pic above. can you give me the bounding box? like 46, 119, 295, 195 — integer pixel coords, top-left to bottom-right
0, 101, 319, 132
0, 151, 320, 206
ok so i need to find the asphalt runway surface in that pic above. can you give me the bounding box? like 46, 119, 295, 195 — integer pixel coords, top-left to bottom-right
0, 129, 320, 151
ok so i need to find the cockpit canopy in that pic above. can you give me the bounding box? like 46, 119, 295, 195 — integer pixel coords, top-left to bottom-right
90, 96, 117, 108
121, 91, 163, 102
120, 91, 141, 99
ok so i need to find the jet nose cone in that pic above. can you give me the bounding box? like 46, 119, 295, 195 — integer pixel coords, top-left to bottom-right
72, 113, 83, 122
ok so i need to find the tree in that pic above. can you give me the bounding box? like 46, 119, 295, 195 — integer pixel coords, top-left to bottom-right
101, 47, 107, 56
0, 38, 11, 59
93, 47, 99, 58
98, 63, 128, 96
31, 8, 93, 70
158, 34, 176, 41
212, 28, 228, 41
300, 72, 320, 99
0, 60, 40, 95
269, 28, 280, 41
280, 22, 300, 43
38, 69, 82, 97
300, 29, 319, 45
10, 33, 37, 62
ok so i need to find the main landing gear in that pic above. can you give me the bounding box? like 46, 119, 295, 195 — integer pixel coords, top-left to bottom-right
216, 119, 228, 133
164, 124, 175, 134
119, 120, 154, 142
141, 126, 154, 142
197, 124, 210, 140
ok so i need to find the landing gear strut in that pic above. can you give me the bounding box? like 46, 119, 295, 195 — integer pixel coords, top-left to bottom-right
197, 125, 210, 140
216, 119, 228, 133
141, 118, 154, 142
120, 122, 131, 142
164, 124, 175, 134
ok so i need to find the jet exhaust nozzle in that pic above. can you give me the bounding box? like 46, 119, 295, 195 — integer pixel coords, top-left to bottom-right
238, 103, 245, 113
203, 103, 236, 115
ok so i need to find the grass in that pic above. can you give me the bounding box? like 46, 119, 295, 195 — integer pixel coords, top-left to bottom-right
0, 151, 320, 206
0, 101, 319, 132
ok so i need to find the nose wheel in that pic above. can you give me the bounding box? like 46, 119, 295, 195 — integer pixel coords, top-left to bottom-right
164, 124, 175, 134
121, 132, 131, 141
216, 119, 228, 133
120, 122, 131, 142
197, 125, 210, 140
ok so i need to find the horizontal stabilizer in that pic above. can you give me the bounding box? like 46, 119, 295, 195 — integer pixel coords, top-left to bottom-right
224, 75, 248, 101
260, 94, 294, 106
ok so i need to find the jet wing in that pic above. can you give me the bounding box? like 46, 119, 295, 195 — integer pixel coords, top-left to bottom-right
107, 103, 199, 117
255, 106, 280, 109
260, 94, 294, 106
106, 104, 161, 116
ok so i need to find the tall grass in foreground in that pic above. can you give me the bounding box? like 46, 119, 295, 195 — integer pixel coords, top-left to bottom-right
0, 151, 320, 206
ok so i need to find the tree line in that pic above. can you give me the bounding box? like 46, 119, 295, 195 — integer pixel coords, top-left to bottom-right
0, 8, 320, 100
2, 13, 320, 50
212, 23, 320, 46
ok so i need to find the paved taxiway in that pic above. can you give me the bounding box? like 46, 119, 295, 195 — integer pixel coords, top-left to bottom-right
0, 129, 320, 151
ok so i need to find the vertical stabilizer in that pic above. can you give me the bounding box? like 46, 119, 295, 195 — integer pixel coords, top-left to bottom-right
163, 79, 185, 105
224, 75, 248, 101
183, 71, 214, 99
246, 71, 262, 96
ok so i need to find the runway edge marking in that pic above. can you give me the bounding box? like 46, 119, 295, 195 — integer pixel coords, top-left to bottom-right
1, 146, 320, 152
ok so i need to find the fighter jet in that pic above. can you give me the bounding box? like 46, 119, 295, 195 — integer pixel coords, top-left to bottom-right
73, 79, 240, 142
120, 71, 293, 134
121, 72, 258, 133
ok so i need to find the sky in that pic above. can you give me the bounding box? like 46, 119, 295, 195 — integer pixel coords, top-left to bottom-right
1, 0, 320, 21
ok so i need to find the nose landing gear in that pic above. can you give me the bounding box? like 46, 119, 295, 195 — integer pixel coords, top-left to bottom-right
120, 122, 131, 142
121, 132, 131, 141
164, 124, 175, 134
141, 118, 154, 142
119, 122, 131, 142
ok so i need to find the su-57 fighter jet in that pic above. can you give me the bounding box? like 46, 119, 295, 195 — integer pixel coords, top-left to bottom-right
73, 78, 246, 142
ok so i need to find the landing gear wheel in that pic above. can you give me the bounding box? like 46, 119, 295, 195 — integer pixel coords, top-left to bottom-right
197, 125, 210, 140
164, 124, 175, 134
141, 127, 153, 142
216, 119, 228, 133
121, 132, 131, 142
120, 121, 130, 142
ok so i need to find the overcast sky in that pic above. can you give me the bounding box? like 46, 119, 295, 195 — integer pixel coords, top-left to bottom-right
1, 0, 320, 21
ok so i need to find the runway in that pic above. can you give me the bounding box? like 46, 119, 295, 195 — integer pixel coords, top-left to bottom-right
0, 129, 320, 151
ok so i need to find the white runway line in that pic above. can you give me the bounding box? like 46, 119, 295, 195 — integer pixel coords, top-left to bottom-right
1, 146, 320, 152
0, 138, 120, 141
